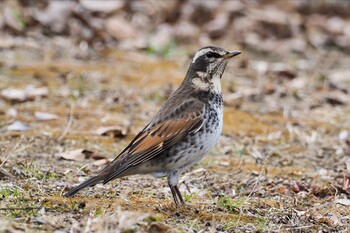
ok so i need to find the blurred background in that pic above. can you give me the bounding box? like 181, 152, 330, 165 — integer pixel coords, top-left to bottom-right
1, 0, 350, 232
1, 0, 350, 54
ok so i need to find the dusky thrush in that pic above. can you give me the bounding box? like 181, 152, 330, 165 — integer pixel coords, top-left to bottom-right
65, 46, 241, 206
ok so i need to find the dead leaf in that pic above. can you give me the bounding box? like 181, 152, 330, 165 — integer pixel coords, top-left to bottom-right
148, 222, 172, 233
95, 126, 128, 138
324, 93, 348, 106
34, 1, 75, 33
3, 1, 26, 31
346, 140, 350, 154
80, 0, 124, 13
335, 198, 350, 206
0, 168, 12, 179
1, 88, 26, 101
290, 180, 300, 193
0, 85, 48, 102
174, 21, 199, 44
56, 149, 106, 162
293, 209, 306, 217
269, 63, 297, 80
7, 108, 17, 117
276, 186, 288, 195
205, 14, 229, 39
224, 93, 243, 108
328, 69, 350, 90
149, 25, 174, 52
25, 86, 49, 100
34, 111, 59, 121
339, 130, 348, 141
345, 157, 350, 173
105, 16, 137, 40
7, 121, 31, 131
343, 157, 350, 190
92, 159, 111, 166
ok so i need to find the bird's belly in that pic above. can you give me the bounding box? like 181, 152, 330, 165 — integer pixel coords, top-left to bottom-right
136, 104, 223, 176
164, 106, 223, 170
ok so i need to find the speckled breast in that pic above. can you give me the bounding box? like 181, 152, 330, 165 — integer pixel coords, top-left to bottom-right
164, 92, 224, 170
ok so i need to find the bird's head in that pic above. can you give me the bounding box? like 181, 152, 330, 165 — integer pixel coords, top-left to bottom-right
186, 46, 241, 92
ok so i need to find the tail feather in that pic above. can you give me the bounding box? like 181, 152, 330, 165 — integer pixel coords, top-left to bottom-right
64, 175, 104, 197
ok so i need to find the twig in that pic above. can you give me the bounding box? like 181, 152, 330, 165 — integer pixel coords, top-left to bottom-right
0, 206, 42, 211
0, 135, 26, 168
247, 154, 269, 199
285, 225, 313, 230
234, 149, 270, 228
76, 163, 90, 175
57, 101, 74, 141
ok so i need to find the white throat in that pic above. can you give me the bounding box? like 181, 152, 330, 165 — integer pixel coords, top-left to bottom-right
191, 73, 222, 93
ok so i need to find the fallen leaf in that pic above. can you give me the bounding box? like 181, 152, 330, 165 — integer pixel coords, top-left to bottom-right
0, 88, 26, 101
274, 69, 297, 80
0, 168, 12, 179
148, 222, 171, 233
335, 198, 350, 206
80, 0, 124, 13
149, 24, 174, 52
3, 1, 25, 31
290, 180, 300, 193
34, 1, 75, 33
269, 63, 297, 80
0, 85, 48, 102
92, 158, 111, 166
293, 209, 306, 217
338, 130, 349, 141
343, 157, 350, 190
324, 96, 346, 106
328, 69, 350, 89
7, 108, 17, 117
25, 86, 49, 100
105, 16, 137, 40
7, 121, 31, 131
95, 126, 128, 138
56, 149, 107, 162
34, 111, 59, 121
346, 140, 350, 154
205, 14, 229, 39
224, 93, 243, 108
276, 186, 288, 195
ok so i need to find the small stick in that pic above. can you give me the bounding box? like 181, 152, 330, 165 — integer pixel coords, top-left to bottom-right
0, 206, 42, 211
57, 101, 74, 141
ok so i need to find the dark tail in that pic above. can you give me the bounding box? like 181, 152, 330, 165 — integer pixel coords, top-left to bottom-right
64, 175, 104, 197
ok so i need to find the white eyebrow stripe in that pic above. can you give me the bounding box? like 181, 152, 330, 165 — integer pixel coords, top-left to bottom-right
191, 48, 211, 63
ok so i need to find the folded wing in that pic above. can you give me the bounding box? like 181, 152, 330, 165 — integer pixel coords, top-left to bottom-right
100, 99, 206, 183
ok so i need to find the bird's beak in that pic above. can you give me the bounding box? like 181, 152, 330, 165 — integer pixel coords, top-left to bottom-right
223, 50, 241, 59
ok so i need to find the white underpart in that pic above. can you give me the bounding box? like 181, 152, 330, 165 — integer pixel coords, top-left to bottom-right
168, 102, 223, 171
211, 75, 222, 92
196, 71, 207, 78
192, 78, 210, 91
191, 48, 211, 63
191, 75, 222, 93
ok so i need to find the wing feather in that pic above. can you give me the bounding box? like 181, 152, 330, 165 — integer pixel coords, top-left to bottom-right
101, 99, 205, 183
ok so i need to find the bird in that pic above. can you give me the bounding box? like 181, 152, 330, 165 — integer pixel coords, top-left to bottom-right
64, 46, 241, 206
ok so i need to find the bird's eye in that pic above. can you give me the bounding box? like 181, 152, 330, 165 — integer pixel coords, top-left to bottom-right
206, 52, 220, 59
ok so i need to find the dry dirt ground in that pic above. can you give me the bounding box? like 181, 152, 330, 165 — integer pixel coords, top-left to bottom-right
0, 38, 350, 233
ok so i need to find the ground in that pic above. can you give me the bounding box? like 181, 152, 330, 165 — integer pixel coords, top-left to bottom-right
0, 37, 349, 233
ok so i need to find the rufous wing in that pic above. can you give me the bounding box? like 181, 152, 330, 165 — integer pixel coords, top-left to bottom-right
101, 99, 205, 183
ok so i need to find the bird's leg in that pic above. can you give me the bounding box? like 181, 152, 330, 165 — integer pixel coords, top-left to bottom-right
167, 170, 183, 206
170, 185, 180, 206
174, 185, 185, 205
